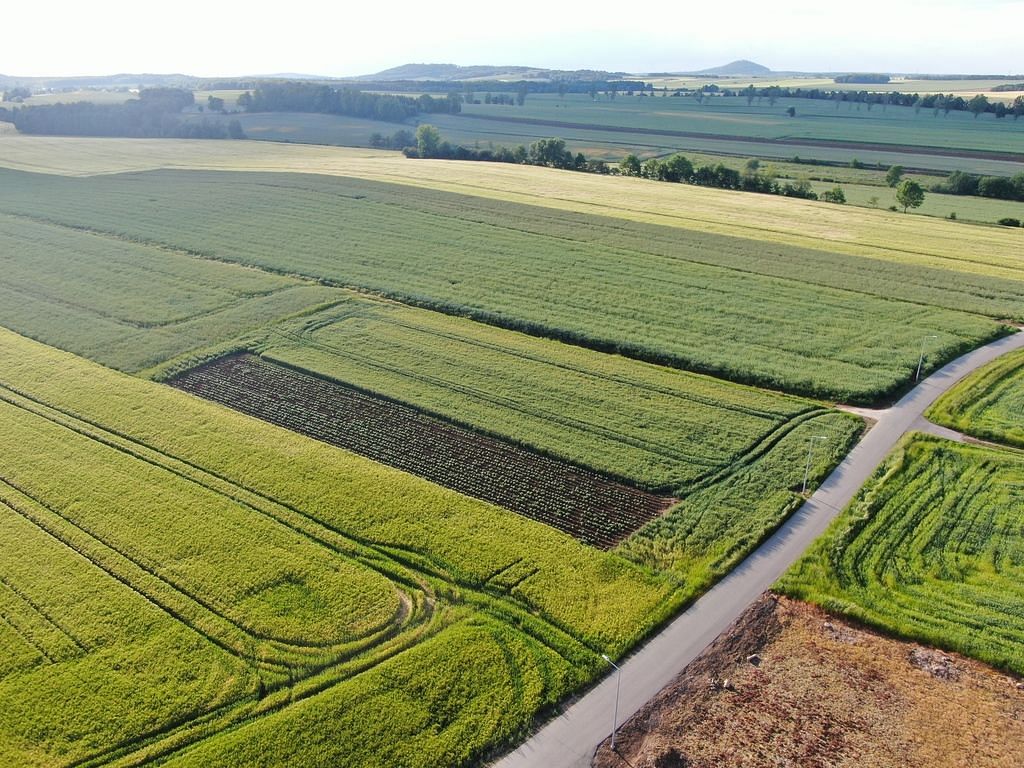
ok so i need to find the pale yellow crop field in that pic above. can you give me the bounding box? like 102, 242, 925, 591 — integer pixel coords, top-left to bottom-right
0, 135, 1020, 281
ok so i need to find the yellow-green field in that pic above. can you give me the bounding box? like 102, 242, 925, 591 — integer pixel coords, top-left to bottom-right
0, 327, 678, 766
0, 135, 1020, 280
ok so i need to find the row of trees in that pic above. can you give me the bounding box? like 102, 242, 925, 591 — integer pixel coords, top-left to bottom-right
403, 126, 857, 205
619, 153, 829, 200
687, 84, 1024, 119
5, 88, 245, 139
403, 126, 611, 173
236, 82, 462, 122
931, 170, 1024, 201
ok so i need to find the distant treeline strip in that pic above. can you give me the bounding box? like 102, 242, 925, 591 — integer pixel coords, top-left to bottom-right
685, 84, 1024, 120
4, 88, 244, 139
207, 78, 649, 96
236, 82, 463, 122
405, 128, 827, 202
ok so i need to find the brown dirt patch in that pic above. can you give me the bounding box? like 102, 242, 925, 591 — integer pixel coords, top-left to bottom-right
593, 594, 1024, 768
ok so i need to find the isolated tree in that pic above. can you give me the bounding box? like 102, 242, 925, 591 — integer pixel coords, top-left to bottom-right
416, 124, 441, 157
619, 154, 642, 176
227, 119, 245, 139
895, 179, 925, 212
207, 95, 225, 112
1013, 96, 1024, 120
744, 157, 760, 175
885, 165, 904, 187
236, 91, 253, 110
557, 82, 568, 102
744, 84, 756, 106
786, 106, 796, 117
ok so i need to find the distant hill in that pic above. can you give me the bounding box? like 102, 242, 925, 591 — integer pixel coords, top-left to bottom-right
692, 60, 772, 76
0, 73, 197, 89
358, 63, 626, 82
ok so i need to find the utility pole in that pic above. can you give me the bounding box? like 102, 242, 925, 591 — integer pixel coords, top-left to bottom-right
916, 335, 939, 382
803, 435, 828, 494
601, 654, 622, 752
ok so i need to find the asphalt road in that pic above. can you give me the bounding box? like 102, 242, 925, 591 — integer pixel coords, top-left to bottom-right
494, 330, 1024, 768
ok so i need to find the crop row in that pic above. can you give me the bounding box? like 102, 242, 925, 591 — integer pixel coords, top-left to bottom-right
262, 294, 814, 491
780, 435, 1024, 674
0, 169, 1010, 401
0, 386, 401, 651
927, 346, 1024, 448
174, 354, 674, 548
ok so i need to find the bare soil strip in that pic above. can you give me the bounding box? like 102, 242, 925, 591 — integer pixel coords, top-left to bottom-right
592, 594, 1024, 768
171, 354, 673, 548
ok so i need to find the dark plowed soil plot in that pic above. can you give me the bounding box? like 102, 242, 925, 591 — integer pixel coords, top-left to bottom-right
171, 354, 673, 548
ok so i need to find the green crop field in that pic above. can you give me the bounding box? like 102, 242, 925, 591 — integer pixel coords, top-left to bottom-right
460, 94, 1024, 157
0, 167, 1015, 403
928, 348, 1024, 448
260, 296, 825, 492
0, 124, 1018, 766
395, 110, 1024, 176
0, 328, 681, 766
0, 136, 1020, 274
645, 76, 1024, 102
806, 179, 1024, 223
779, 434, 1024, 674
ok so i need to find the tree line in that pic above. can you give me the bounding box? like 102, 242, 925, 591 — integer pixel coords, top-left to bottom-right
236, 82, 462, 122
683, 84, 1024, 119
932, 170, 1024, 201
833, 74, 891, 84
403, 126, 851, 204
4, 88, 245, 139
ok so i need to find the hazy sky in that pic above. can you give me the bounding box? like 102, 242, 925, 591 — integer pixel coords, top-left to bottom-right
4, 0, 1021, 77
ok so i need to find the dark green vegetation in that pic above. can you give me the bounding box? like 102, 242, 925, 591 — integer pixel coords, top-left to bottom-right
172, 354, 673, 548
0, 329, 676, 766
9, 87, 245, 139
928, 348, 1024, 448
780, 435, 1024, 674
0, 168, 1014, 403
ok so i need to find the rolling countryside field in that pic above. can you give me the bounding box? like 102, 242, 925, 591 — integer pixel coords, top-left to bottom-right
1, 136, 1020, 277
457, 94, 1024, 156
0, 128, 1021, 767
0, 328, 680, 766
0, 165, 1016, 402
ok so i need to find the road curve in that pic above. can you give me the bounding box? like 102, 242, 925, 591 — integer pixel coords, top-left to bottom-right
493, 330, 1024, 768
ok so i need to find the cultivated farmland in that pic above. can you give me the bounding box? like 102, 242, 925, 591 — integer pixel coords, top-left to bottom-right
1, 136, 1021, 272
171, 354, 673, 548
0, 328, 678, 766
0, 167, 1013, 402
258, 296, 821, 491
928, 347, 1024, 448
0, 211, 338, 372
458, 94, 1024, 157
779, 434, 1024, 674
